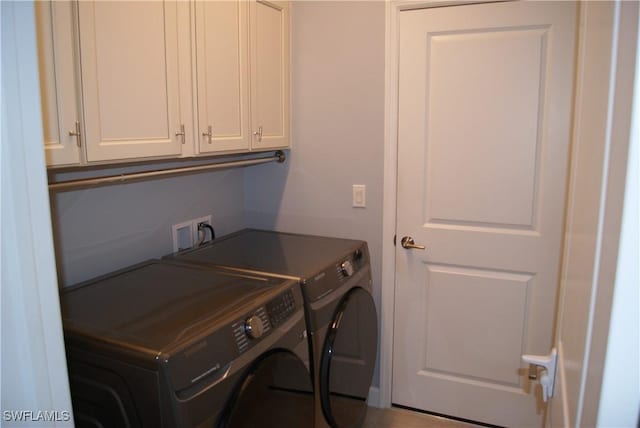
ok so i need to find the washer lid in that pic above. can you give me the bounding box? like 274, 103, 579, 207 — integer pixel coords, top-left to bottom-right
172, 229, 365, 280
61, 260, 281, 357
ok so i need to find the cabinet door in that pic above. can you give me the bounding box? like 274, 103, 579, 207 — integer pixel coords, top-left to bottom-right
36, 1, 82, 167
78, 1, 184, 162
249, 0, 290, 150
194, 1, 250, 154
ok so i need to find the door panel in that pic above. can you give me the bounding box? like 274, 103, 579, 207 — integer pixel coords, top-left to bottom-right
393, 2, 577, 426
36, 1, 81, 166
249, 0, 290, 150
195, 0, 250, 154
421, 265, 530, 386
425, 28, 545, 228
78, 1, 183, 162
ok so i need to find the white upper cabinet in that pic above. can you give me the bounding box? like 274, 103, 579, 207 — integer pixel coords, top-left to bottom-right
77, 1, 185, 162
194, 1, 251, 154
250, 0, 290, 150
36, 1, 82, 167
37, 0, 290, 167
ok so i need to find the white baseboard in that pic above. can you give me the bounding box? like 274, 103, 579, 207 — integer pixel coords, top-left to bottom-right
367, 386, 382, 408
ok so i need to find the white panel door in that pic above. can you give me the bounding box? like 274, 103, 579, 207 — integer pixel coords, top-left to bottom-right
78, 1, 184, 162
393, 2, 577, 427
36, 1, 82, 167
249, 0, 290, 150
195, 0, 250, 154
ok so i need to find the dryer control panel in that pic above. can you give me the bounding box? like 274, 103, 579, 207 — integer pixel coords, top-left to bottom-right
304, 243, 370, 305
336, 246, 367, 282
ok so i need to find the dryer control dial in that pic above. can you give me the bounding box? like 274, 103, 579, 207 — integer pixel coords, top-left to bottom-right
244, 315, 265, 339
340, 260, 355, 277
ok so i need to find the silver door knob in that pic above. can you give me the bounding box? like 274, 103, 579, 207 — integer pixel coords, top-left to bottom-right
401, 236, 426, 250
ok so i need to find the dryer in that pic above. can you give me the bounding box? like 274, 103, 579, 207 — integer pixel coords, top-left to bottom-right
166, 230, 378, 428
61, 260, 313, 428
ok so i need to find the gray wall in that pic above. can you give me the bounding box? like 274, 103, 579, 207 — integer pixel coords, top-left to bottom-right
52, 169, 245, 286
52, 0, 385, 300
51, 0, 386, 386
244, 1, 386, 385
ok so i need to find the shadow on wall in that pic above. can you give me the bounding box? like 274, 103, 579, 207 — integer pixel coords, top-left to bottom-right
243, 151, 291, 231
49, 169, 246, 287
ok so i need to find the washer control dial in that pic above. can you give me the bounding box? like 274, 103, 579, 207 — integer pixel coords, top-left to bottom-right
340, 260, 355, 277
244, 315, 265, 339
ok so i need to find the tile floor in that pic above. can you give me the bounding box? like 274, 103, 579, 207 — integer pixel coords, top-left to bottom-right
363, 407, 480, 428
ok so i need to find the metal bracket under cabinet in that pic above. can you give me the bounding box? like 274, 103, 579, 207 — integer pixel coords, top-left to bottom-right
48, 151, 286, 192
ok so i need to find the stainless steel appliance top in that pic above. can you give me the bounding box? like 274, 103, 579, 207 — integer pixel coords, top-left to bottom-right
61, 260, 292, 356
171, 229, 367, 281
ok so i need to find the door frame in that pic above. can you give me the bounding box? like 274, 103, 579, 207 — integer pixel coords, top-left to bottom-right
379, 0, 637, 415
1, 2, 74, 425
552, 2, 639, 426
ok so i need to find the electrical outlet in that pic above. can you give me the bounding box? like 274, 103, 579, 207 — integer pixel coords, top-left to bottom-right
172, 221, 193, 252
171, 215, 213, 252
192, 215, 213, 244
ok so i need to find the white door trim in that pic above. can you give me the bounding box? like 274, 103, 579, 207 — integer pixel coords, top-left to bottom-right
564, 2, 639, 425
379, 0, 636, 411
1, 2, 73, 425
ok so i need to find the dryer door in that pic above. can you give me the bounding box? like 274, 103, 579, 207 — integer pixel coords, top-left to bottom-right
320, 287, 378, 428
218, 349, 313, 428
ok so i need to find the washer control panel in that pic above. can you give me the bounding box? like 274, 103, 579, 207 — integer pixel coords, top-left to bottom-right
232, 306, 270, 353
266, 289, 296, 328
231, 288, 297, 354
244, 315, 265, 339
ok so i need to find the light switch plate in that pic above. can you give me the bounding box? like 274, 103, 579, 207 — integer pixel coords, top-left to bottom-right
352, 184, 366, 208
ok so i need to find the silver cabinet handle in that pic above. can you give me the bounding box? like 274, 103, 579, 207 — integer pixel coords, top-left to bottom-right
68, 121, 82, 147
401, 236, 426, 250
253, 125, 263, 142
202, 125, 213, 144
175, 124, 186, 144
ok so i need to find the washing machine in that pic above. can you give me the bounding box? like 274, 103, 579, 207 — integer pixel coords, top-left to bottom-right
166, 229, 378, 428
61, 259, 313, 428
